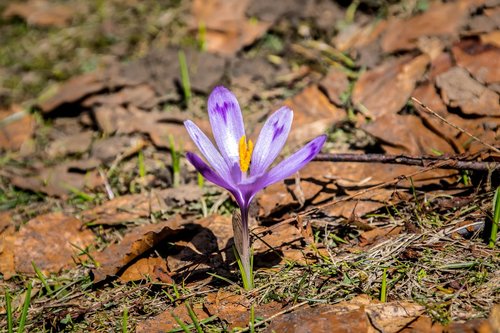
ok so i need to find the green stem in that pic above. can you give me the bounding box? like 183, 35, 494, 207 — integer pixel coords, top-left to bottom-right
240, 208, 252, 290
233, 206, 253, 290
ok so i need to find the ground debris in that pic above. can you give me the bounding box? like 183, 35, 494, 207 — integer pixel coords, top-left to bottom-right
0, 212, 94, 279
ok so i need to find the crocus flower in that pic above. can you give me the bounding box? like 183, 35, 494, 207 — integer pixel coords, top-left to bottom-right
184, 86, 326, 289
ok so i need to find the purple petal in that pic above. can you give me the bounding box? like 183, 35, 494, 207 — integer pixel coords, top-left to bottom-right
208, 86, 245, 164
250, 106, 293, 177
261, 135, 327, 188
185, 152, 235, 192
184, 120, 232, 181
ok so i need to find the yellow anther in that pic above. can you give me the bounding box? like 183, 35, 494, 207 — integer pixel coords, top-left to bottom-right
238, 135, 253, 173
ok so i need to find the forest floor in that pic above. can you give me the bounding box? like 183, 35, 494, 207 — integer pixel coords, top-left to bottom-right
0, 0, 499, 332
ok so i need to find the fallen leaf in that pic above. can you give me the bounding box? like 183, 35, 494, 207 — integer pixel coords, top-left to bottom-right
230, 56, 290, 88
452, 39, 500, 84
359, 226, 403, 247
46, 131, 93, 158
9, 159, 102, 198
352, 54, 430, 119
319, 68, 350, 106
136, 303, 209, 333
81, 192, 166, 226
480, 30, 500, 48
82, 84, 157, 109
258, 160, 458, 219
119, 257, 172, 283
333, 20, 388, 52
246, 0, 305, 22
39, 71, 107, 113
282, 85, 345, 147
0, 212, 94, 278
3, 0, 76, 28
436, 66, 500, 116
266, 296, 425, 333
166, 215, 231, 274
92, 221, 179, 283
205, 290, 280, 329
0, 105, 35, 151
39, 48, 225, 114
362, 113, 454, 155
90, 135, 140, 163
82, 187, 202, 226
191, 0, 271, 56
380, 1, 470, 53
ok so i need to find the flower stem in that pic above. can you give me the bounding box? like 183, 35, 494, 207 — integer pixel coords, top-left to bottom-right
232, 206, 254, 290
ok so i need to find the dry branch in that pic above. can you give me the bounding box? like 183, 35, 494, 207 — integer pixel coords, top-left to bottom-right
313, 153, 499, 172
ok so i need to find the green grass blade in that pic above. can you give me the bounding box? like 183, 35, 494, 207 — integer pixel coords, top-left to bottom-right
31, 261, 53, 295
6, 289, 13, 333
169, 135, 181, 188
198, 21, 207, 51
178, 50, 191, 104
185, 303, 203, 333
17, 281, 33, 333
489, 187, 500, 248
197, 172, 204, 188
168, 315, 218, 333
171, 312, 191, 333
138, 150, 146, 178
249, 303, 255, 333
207, 272, 238, 288
380, 268, 387, 302
122, 307, 128, 333
233, 246, 251, 290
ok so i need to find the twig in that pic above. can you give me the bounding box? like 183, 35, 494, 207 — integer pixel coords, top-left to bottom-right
411, 97, 500, 154
313, 153, 499, 172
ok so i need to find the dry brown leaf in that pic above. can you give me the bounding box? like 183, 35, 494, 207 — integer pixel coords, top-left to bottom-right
0, 212, 94, 279
257, 165, 337, 217
380, 1, 470, 53
359, 226, 403, 247
266, 295, 425, 333
333, 20, 388, 52
362, 113, 454, 155
81, 187, 202, 226
46, 131, 93, 158
436, 66, 500, 116
81, 193, 166, 226
90, 135, 142, 163
92, 221, 179, 283
413, 82, 500, 153
325, 200, 387, 221
136, 303, 209, 333
191, 0, 271, 56
258, 160, 458, 219
352, 54, 430, 119
40, 48, 225, 115
253, 220, 303, 259
9, 159, 102, 198
282, 85, 345, 147
452, 39, 500, 84
0, 211, 16, 279
82, 84, 157, 109
119, 257, 172, 283
2, 0, 76, 28
0, 105, 35, 151
481, 30, 500, 48
167, 215, 231, 273
400, 313, 497, 333
39, 71, 107, 113
204, 290, 280, 329
319, 68, 350, 106
0, 211, 14, 236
